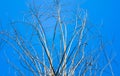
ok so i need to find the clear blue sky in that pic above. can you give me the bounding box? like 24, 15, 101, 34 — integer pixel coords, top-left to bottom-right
0, 0, 120, 76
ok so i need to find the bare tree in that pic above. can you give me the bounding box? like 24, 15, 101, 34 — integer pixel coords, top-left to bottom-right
0, 0, 114, 76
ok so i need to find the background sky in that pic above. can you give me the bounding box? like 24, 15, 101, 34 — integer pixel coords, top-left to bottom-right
0, 0, 120, 76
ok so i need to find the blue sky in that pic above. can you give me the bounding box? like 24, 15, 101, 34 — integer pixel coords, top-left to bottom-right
0, 0, 120, 76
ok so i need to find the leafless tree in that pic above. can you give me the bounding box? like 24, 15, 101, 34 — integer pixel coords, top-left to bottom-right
0, 0, 114, 76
